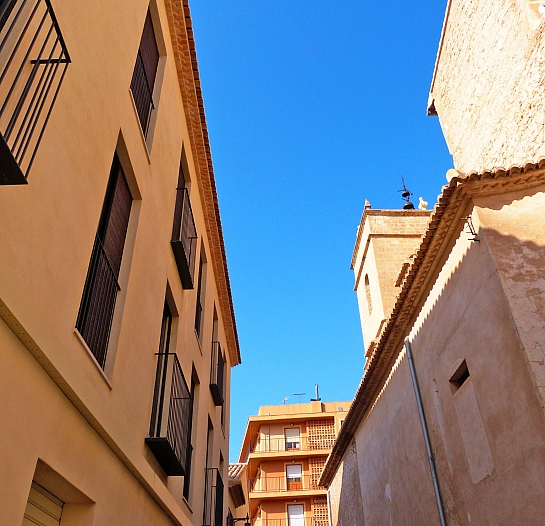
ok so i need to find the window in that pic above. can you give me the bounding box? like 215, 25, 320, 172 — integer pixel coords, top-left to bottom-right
146, 303, 193, 478
171, 156, 197, 288
76, 154, 132, 368
0, 0, 70, 184
450, 359, 470, 392
23, 482, 63, 526
285, 427, 301, 451
182, 374, 196, 500
287, 504, 305, 526
286, 464, 302, 491
130, 9, 159, 137
364, 274, 372, 314
210, 311, 225, 406
195, 255, 206, 339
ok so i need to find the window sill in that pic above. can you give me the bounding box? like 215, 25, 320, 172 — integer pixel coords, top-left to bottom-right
73, 329, 113, 390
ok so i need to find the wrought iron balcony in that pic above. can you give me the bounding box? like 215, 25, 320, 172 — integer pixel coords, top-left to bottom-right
171, 187, 197, 289
251, 519, 327, 526
203, 467, 224, 526
249, 476, 325, 493
210, 341, 225, 406
249, 436, 334, 454
146, 352, 193, 476
0, 0, 70, 185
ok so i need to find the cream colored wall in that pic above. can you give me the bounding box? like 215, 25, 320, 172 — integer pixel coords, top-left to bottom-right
341, 198, 545, 524
431, 0, 545, 172
0, 0, 234, 524
475, 187, 545, 411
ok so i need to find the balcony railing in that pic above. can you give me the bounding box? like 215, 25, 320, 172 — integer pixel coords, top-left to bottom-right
249, 436, 334, 454
210, 341, 225, 406
76, 235, 120, 368
203, 467, 224, 526
146, 352, 193, 476
0, 0, 70, 185
171, 187, 197, 289
251, 519, 328, 526
249, 476, 325, 493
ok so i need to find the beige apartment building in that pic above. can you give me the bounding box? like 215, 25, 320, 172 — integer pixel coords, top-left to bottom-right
321, 1, 545, 524
0, 1, 240, 525
239, 401, 350, 526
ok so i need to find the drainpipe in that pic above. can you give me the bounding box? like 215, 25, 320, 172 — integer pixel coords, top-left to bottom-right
404, 338, 448, 526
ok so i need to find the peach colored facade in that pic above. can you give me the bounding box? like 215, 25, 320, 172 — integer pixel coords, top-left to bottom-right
239, 402, 350, 526
322, 1, 545, 524
0, 1, 239, 525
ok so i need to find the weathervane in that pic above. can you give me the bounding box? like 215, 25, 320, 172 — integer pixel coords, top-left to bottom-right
398, 176, 415, 210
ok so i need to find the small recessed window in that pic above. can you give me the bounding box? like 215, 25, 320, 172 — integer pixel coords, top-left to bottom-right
364, 274, 372, 314
450, 360, 470, 392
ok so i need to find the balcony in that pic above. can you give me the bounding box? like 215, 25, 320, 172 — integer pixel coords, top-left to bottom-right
249, 476, 325, 494
252, 520, 327, 526
0, 0, 70, 185
146, 352, 193, 476
210, 341, 225, 406
249, 436, 334, 454
203, 467, 224, 526
171, 187, 197, 289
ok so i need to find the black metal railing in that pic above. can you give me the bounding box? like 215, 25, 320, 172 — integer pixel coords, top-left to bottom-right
249, 436, 334, 454
203, 467, 224, 526
251, 520, 328, 526
171, 187, 197, 289
146, 352, 193, 477
0, 0, 70, 184
130, 49, 154, 136
210, 341, 225, 406
249, 475, 325, 493
195, 295, 203, 336
76, 235, 120, 368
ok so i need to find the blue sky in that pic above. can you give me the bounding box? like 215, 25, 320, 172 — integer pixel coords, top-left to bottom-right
188, 0, 454, 460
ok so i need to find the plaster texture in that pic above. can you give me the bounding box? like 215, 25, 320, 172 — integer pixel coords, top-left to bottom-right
0, 0, 237, 524
431, 0, 545, 172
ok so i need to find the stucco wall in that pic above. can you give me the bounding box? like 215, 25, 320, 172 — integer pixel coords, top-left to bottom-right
328, 442, 365, 526
409, 206, 545, 524
353, 351, 438, 525
476, 187, 545, 411
431, 0, 545, 172
0, 0, 234, 524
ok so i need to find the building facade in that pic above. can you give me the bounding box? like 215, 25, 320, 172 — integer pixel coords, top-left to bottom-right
239, 402, 350, 526
321, 1, 545, 524
0, 1, 240, 525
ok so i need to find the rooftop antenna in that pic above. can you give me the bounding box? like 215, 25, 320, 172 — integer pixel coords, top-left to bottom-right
398, 176, 415, 210
293, 393, 306, 404
282, 396, 289, 405
310, 384, 321, 402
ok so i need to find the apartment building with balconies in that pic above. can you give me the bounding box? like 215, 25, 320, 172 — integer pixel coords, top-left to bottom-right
0, 1, 240, 525
238, 401, 350, 526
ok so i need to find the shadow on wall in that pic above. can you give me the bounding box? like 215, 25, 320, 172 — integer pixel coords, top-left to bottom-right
335, 442, 365, 526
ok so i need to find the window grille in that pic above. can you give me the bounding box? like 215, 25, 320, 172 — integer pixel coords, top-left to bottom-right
130, 9, 159, 137
76, 155, 132, 367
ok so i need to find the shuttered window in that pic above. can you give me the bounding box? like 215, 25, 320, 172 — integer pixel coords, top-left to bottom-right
23, 483, 63, 526
0, 0, 18, 31
76, 154, 132, 368
131, 9, 159, 136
